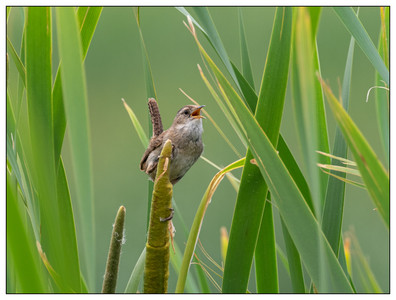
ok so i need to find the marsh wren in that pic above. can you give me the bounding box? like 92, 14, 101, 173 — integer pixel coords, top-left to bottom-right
140, 98, 205, 185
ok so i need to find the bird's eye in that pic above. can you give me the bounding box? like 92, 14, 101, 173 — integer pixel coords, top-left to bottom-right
183, 110, 189, 115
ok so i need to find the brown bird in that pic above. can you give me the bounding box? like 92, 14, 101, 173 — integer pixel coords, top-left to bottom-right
140, 98, 205, 185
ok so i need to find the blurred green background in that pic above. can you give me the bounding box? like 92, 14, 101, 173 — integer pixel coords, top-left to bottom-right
7, 6, 389, 292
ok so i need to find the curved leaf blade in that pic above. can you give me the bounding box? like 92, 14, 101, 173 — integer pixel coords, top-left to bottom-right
291, 7, 329, 217
175, 158, 245, 293
222, 7, 292, 293
320, 79, 389, 229
333, 7, 389, 85
56, 7, 95, 290
190, 19, 353, 292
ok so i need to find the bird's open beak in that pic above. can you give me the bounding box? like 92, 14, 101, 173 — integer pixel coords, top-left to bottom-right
191, 105, 205, 119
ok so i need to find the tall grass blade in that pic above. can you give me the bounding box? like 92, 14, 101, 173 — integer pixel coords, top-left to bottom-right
56, 158, 84, 291
347, 232, 383, 292
56, 7, 95, 290
255, 199, 278, 293
170, 241, 200, 293
193, 260, 211, 293
177, 7, 255, 111
280, 218, 305, 293
133, 7, 157, 231
307, 7, 322, 37
320, 169, 366, 190
175, 158, 246, 293
277, 136, 314, 212
375, 7, 389, 165
231, 62, 258, 110
320, 79, 389, 229
318, 164, 360, 177
277, 135, 313, 293
125, 248, 146, 293
333, 7, 389, 85
6, 170, 47, 293
238, 8, 255, 90
184, 10, 322, 291
122, 98, 149, 148
26, 7, 82, 292
7, 37, 26, 86
7, 6, 11, 21
14, 21, 26, 122
291, 7, 329, 217
223, 7, 292, 293
53, 6, 103, 168
6, 93, 16, 140
189, 8, 243, 97
317, 150, 357, 166
190, 21, 353, 291
77, 7, 103, 58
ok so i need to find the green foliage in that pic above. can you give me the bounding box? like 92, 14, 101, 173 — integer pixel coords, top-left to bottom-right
320, 79, 389, 229
133, 7, 156, 231
375, 7, 389, 164
321, 21, 356, 258
190, 17, 353, 292
7, 6, 102, 293
6, 6, 388, 294
175, 158, 246, 292
7, 170, 47, 293
56, 7, 96, 290
333, 7, 389, 85
291, 7, 330, 216
223, 7, 292, 293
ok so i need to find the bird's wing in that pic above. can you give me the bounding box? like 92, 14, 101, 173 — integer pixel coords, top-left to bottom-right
139, 133, 164, 171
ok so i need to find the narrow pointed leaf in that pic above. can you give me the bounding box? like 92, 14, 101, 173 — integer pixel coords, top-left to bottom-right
7, 7, 11, 21
125, 248, 146, 293
318, 164, 360, 177
175, 158, 245, 292
291, 7, 329, 216
317, 150, 357, 166
333, 7, 389, 85
26, 7, 81, 291
7, 37, 26, 86
7, 170, 47, 293
133, 7, 156, 231
122, 98, 149, 148
77, 7, 103, 58
238, 8, 255, 89
56, 7, 95, 290
191, 20, 353, 292
177, 7, 254, 111
375, 7, 389, 165
280, 218, 305, 293
53, 6, 103, 167
320, 79, 389, 229
223, 7, 292, 293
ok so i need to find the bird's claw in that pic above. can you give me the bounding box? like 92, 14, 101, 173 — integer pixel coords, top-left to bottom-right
160, 208, 174, 222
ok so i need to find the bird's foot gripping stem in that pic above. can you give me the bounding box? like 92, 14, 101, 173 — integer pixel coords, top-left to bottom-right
160, 207, 174, 222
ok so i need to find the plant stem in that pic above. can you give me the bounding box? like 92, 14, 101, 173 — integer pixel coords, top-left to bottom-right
144, 139, 173, 293
102, 206, 126, 293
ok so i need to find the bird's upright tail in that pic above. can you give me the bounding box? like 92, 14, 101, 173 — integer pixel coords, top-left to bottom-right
148, 98, 163, 136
